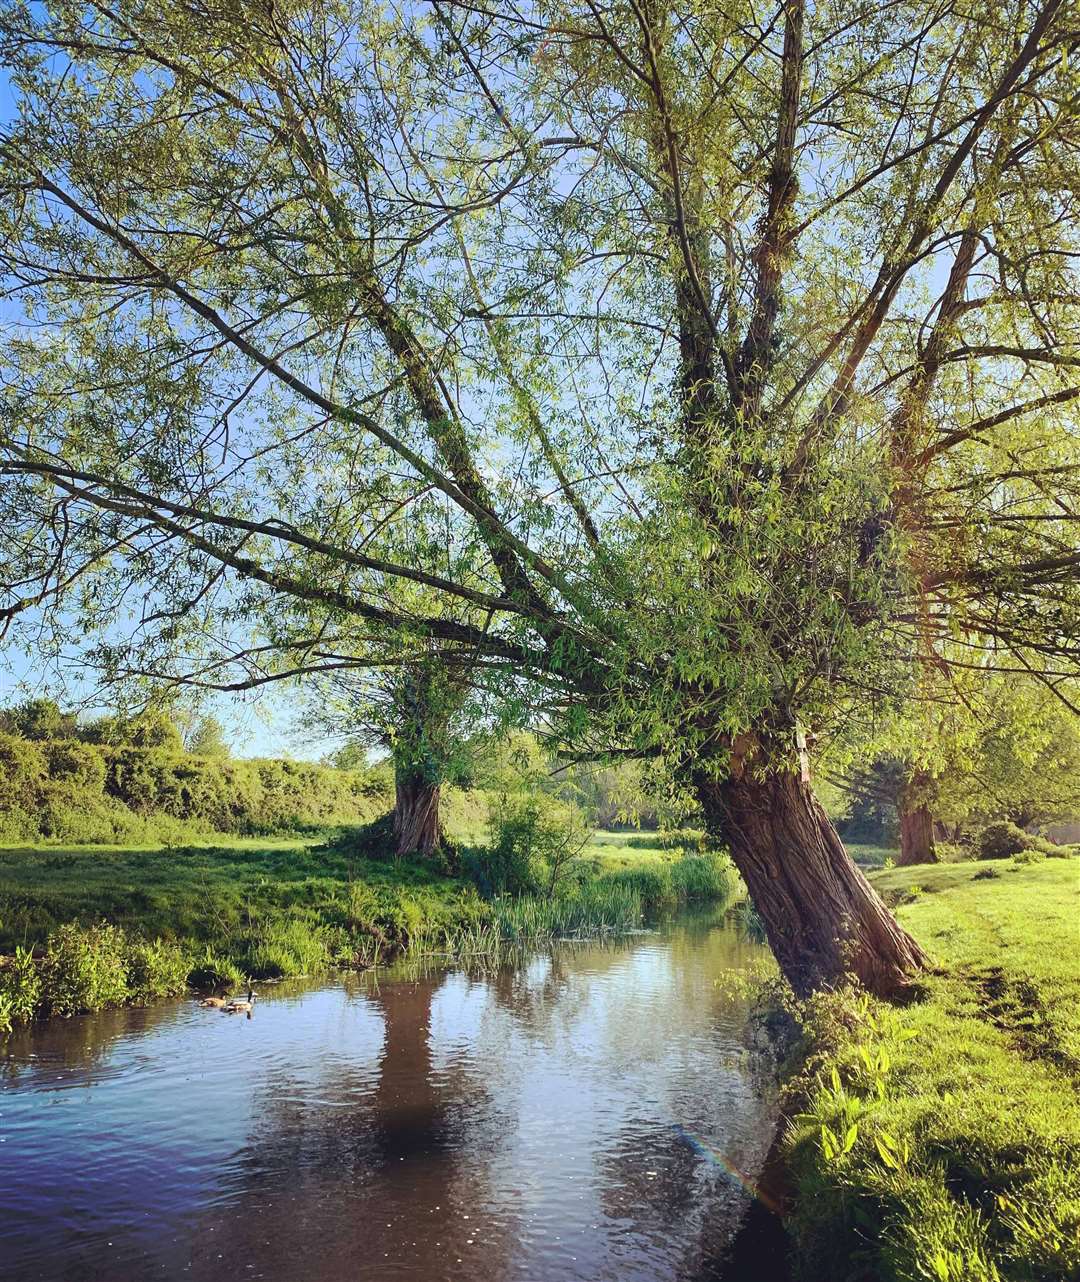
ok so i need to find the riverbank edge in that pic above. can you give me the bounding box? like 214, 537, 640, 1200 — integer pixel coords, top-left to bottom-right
760, 856, 1080, 1282
0, 844, 740, 1029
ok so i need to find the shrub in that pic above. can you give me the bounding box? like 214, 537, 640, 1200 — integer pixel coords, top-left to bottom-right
41, 922, 129, 1016
42, 740, 107, 790
978, 820, 1041, 860
0, 732, 48, 812
124, 938, 190, 1001
469, 793, 591, 898
1044, 842, 1079, 859
0, 727, 390, 845
0, 945, 42, 1022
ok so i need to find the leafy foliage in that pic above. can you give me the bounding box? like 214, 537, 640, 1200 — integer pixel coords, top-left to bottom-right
0, 0, 1077, 996
0, 0, 1074, 775
469, 791, 592, 897
0, 728, 391, 843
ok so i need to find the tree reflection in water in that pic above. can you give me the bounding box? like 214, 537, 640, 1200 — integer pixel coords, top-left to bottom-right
2, 913, 778, 1282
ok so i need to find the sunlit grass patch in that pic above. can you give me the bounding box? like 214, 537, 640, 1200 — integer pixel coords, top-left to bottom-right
783, 859, 1080, 1282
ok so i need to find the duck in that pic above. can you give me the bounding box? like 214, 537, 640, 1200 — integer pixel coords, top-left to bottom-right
199, 995, 229, 1009
224, 988, 256, 1014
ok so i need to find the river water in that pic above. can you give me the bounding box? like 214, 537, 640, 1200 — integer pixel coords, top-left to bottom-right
0, 911, 779, 1282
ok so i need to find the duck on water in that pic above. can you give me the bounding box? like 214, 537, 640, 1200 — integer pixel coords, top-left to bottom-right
199, 989, 256, 1014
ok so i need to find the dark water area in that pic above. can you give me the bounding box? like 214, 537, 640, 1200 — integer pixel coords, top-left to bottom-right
1, 912, 785, 1282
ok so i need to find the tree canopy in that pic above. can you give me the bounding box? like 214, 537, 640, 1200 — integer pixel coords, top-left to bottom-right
1, 0, 1077, 993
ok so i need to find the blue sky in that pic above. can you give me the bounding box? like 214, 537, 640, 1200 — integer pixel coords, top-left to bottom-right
0, 54, 337, 760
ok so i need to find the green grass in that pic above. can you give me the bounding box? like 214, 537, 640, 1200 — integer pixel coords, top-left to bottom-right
0, 838, 442, 948
846, 842, 900, 868
783, 857, 1080, 1282
0, 824, 738, 1025
578, 828, 738, 911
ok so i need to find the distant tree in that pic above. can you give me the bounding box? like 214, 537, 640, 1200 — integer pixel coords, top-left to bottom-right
828, 758, 904, 849
0, 698, 78, 741
185, 715, 230, 759
80, 711, 183, 751
308, 657, 474, 859
831, 679, 1080, 858
937, 684, 1080, 835
325, 741, 369, 772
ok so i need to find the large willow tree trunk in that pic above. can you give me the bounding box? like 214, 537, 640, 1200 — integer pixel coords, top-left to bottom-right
696, 735, 927, 999
393, 765, 442, 859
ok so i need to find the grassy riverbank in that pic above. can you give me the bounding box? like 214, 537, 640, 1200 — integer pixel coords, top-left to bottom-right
783, 856, 1080, 1282
0, 829, 735, 1028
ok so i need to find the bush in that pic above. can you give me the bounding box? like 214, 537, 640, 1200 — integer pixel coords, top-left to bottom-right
41, 740, 107, 790
41, 922, 129, 1016
977, 820, 1046, 860
1045, 842, 1079, 859
124, 938, 190, 1001
0, 945, 42, 1022
0, 732, 48, 813
0, 727, 391, 844
467, 793, 588, 897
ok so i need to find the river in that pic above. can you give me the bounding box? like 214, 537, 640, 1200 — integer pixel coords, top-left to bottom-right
0, 910, 780, 1281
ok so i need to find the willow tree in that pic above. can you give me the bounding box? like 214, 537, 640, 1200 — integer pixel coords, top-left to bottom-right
2, 0, 1078, 997
310, 657, 473, 858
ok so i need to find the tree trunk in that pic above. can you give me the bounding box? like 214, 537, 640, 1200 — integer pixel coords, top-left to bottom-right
896, 768, 939, 866
897, 799, 938, 866
393, 766, 442, 859
695, 735, 928, 1000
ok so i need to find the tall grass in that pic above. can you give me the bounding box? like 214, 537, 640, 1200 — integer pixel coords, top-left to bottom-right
600, 850, 737, 914
491, 880, 642, 944
238, 917, 333, 980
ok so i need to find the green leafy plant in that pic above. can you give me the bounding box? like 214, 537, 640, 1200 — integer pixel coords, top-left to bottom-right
0, 945, 42, 1023
40, 922, 129, 1016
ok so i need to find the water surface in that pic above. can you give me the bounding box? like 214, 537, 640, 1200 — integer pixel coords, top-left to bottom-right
1, 912, 776, 1281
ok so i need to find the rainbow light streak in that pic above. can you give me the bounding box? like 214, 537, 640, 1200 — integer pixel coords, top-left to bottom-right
670, 1124, 783, 1215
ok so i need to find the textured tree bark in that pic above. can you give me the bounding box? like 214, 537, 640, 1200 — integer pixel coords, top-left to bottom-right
897, 778, 938, 866
696, 734, 928, 999
393, 765, 442, 859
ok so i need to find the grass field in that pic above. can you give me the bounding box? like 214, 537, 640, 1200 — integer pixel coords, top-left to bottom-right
0, 828, 701, 950
784, 856, 1080, 1282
